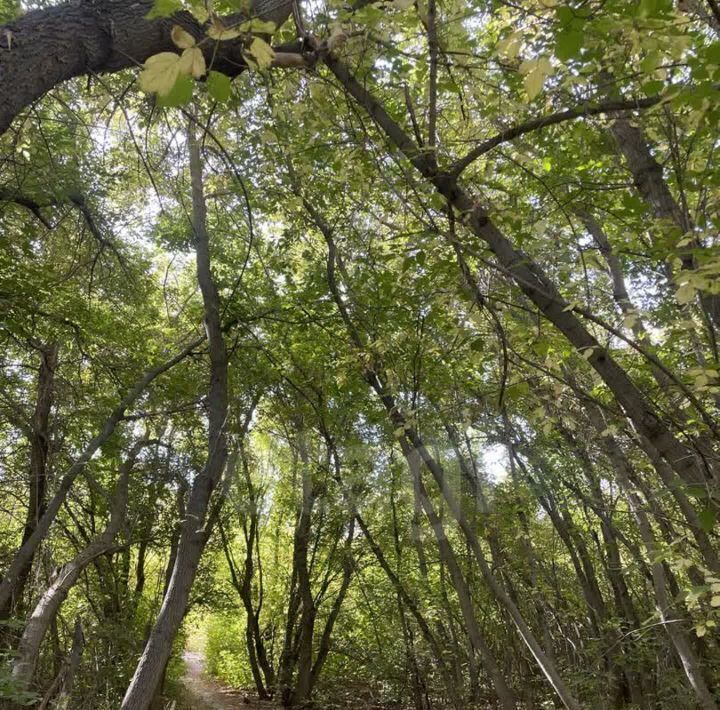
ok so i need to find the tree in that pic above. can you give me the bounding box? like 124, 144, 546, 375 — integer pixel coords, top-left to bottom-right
2, 0, 720, 708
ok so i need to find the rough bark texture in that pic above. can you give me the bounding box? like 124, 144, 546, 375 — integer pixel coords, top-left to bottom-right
0, 0, 293, 135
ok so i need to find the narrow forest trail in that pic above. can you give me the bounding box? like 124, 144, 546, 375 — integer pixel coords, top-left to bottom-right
179, 651, 273, 710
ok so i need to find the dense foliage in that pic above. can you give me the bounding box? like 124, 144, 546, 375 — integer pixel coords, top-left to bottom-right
1, 0, 720, 707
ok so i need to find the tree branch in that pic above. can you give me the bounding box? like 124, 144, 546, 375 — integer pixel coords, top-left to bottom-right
0, 0, 295, 134
448, 92, 682, 177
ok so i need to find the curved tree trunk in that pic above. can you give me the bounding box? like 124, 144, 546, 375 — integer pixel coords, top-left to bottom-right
12, 442, 146, 687
0, 0, 293, 135
322, 53, 717, 498
0, 343, 196, 614
309, 181, 579, 710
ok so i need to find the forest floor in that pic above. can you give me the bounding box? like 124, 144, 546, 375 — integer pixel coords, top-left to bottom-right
177, 650, 274, 709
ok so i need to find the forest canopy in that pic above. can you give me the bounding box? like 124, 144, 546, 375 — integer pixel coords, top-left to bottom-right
1, 0, 720, 708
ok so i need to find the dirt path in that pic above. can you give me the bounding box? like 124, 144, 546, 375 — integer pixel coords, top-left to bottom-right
180, 651, 272, 710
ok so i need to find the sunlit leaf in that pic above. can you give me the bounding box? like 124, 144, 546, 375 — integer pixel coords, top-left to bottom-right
207, 18, 242, 40
146, 0, 182, 19
171, 25, 196, 49
243, 37, 275, 70
139, 52, 182, 96
178, 46, 206, 78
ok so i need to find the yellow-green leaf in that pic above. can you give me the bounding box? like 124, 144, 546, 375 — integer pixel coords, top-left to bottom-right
237, 18, 277, 34
497, 31, 522, 60
676, 283, 696, 305
139, 52, 182, 96
521, 56, 553, 100
171, 25, 196, 49
157, 73, 194, 107
623, 313, 639, 329
208, 19, 242, 40
178, 46, 206, 78
189, 0, 209, 22
243, 37, 275, 70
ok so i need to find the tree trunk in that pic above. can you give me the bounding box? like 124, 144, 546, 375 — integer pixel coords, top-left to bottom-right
120, 115, 229, 710
38, 617, 85, 710
323, 53, 717, 499
0, 1, 294, 134
1, 343, 58, 619
0, 340, 198, 614
585, 406, 717, 709
12, 442, 145, 687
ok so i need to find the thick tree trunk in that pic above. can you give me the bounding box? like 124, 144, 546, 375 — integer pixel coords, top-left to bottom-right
0, 1, 293, 135
120, 116, 229, 710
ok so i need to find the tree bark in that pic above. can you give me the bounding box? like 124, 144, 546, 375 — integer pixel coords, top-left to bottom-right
584, 406, 717, 709
308, 175, 580, 710
0, 0, 294, 135
0, 340, 198, 613
37, 617, 85, 710
609, 116, 720, 334
286, 427, 317, 707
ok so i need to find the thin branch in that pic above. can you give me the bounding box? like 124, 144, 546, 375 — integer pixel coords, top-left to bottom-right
449, 92, 679, 177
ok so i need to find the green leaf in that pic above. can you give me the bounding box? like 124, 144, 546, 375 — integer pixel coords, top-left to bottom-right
207, 71, 232, 102
555, 6, 575, 24
146, 0, 182, 19
642, 80, 664, 95
699, 507, 716, 533
555, 28, 583, 61
706, 42, 720, 65
521, 56, 553, 100
686, 485, 708, 499
157, 74, 194, 107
